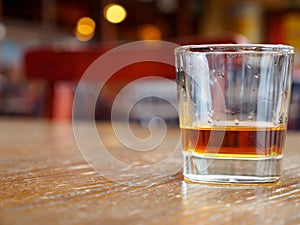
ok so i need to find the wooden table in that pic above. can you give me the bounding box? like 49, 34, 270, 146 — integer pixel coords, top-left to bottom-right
0, 118, 299, 225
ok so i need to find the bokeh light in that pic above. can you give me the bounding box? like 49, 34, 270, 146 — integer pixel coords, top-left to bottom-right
138, 24, 162, 40
104, 4, 127, 24
75, 17, 96, 41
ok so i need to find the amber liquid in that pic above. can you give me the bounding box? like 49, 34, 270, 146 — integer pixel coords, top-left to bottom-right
181, 124, 286, 158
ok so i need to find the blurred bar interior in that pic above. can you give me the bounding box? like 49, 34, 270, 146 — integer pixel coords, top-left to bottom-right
1, 0, 300, 128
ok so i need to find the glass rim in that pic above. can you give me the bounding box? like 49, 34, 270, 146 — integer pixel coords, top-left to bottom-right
174, 44, 295, 54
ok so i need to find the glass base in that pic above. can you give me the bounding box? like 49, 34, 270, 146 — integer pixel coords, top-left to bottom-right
183, 152, 282, 184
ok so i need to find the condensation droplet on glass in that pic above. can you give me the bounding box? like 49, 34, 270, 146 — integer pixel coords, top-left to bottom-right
271, 111, 276, 118
210, 77, 218, 85
281, 90, 288, 98
208, 110, 215, 118
225, 109, 232, 115
208, 118, 213, 124
284, 115, 288, 123
234, 119, 239, 125
209, 47, 214, 51
217, 72, 225, 77
254, 74, 260, 79
246, 65, 252, 70
248, 111, 255, 121
248, 115, 254, 121
249, 131, 255, 138
278, 114, 284, 124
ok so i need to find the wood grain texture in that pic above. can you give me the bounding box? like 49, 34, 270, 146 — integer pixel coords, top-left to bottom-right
0, 119, 299, 225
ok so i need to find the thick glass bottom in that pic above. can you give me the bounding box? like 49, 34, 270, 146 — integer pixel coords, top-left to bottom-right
183, 152, 282, 184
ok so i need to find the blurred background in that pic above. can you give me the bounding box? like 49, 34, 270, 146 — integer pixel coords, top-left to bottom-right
1, 0, 300, 128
